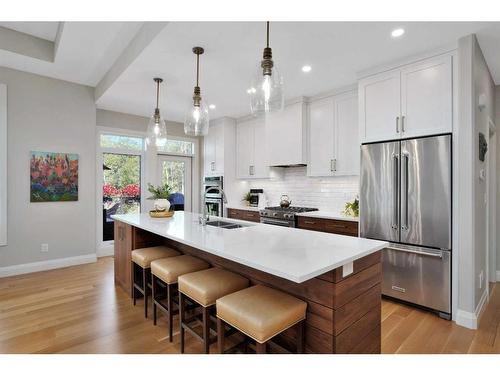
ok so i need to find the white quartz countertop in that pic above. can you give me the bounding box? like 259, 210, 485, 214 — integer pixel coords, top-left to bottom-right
112, 212, 386, 283
295, 211, 359, 222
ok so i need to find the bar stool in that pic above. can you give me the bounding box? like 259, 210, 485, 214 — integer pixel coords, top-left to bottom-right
178, 267, 249, 354
216, 284, 307, 354
131, 246, 180, 318
150, 255, 210, 342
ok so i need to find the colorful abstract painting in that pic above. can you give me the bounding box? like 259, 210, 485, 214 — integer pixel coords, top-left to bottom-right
30, 151, 79, 202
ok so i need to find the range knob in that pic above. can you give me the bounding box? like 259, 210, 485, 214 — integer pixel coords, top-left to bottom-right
273, 212, 278, 217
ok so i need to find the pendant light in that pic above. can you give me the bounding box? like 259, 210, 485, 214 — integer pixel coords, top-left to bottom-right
249, 21, 284, 116
146, 78, 168, 150
184, 47, 209, 136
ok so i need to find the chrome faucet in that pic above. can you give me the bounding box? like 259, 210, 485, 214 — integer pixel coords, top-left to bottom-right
199, 186, 228, 226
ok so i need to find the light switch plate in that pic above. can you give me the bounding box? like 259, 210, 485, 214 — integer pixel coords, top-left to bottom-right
342, 262, 353, 278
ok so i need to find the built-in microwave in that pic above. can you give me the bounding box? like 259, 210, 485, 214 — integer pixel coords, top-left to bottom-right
204, 176, 224, 217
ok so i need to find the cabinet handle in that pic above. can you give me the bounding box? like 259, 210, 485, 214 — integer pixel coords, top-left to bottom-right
401, 115, 405, 133
396, 116, 400, 133
330, 224, 347, 229
330, 159, 334, 172
333, 159, 337, 172
211, 161, 215, 171
304, 220, 316, 225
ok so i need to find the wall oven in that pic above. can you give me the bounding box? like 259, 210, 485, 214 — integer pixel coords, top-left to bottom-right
204, 176, 224, 217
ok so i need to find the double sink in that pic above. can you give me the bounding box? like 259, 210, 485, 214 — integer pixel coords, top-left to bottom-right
205, 220, 249, 230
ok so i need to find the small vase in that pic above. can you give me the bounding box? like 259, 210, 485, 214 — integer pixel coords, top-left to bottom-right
154, 199, 170, 212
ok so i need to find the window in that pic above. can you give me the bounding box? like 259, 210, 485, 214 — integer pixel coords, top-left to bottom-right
100, 134, 143, 151
158, 139, 195, 155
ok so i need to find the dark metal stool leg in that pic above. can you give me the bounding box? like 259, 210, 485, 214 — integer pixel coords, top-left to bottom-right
296, 320, 305, 353
132, 261, 137, 306
217, 317, 225, 354
179, 291, 185, 353
152, 274, 157, 325
202, 306, 210, 354
167, 283, 174, 342
142, 267, 148, 318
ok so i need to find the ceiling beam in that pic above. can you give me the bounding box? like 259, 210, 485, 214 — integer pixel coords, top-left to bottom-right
94, 22, 168, 102
0, 26, 54, 62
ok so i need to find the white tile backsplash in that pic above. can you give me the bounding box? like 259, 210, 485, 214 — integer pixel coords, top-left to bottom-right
243, 167, 359, 213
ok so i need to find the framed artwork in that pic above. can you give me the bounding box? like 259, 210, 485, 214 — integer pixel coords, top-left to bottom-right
30, 151, 79, 202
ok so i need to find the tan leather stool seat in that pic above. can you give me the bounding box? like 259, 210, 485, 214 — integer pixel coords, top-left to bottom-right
151, 255, 209, 284
131, 246, 180, 268
178, 268, 249, 307
216, 285, 307, 344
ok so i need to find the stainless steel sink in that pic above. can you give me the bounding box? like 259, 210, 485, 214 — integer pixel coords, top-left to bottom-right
205, 220, 247, 229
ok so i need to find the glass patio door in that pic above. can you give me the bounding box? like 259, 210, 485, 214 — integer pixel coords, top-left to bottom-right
158, 155, 192, 212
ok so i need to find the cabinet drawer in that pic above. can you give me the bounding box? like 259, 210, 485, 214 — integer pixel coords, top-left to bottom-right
297, 216, 358, 236
227, 208, 260, 223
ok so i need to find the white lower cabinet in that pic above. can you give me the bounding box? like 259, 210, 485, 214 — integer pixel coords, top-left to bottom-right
236, 117, 269, 179
308, 90, 359, 177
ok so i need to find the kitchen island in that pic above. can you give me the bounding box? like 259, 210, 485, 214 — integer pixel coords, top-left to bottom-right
112, 212, 387, 354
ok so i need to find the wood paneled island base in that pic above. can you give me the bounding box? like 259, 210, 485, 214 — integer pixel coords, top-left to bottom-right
114, 221, 382, 354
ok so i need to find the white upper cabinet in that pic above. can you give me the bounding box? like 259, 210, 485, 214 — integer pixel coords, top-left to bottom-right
308, 97, 335, 176
400, 55, 452, 138
359, 53, 453, 143
334, 92, 359, 175
236, 117, 269, 179
307, 90, 359, 177
359, 70, 401, 143
265, 101, 307, 166
203, 127, 217, 176
203, 120, 232, 177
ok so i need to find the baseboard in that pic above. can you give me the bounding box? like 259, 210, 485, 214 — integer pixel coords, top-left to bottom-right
455, 287, 489, 330
97, 243, 114, 258
0, 253, 97, 278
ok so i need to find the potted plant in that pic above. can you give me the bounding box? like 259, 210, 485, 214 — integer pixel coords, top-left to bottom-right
242, 191, 252, 206
147, 183, 173, 212
342, 196, 359, 217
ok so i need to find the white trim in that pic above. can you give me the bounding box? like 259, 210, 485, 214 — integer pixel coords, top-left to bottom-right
455, 287, 489, 330
97, 243, 114, 258
0, 84, 7, 246
0, 254, 97, 278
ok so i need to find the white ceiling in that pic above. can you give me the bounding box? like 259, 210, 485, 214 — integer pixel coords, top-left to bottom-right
96, 22, 500, 123
0, 22, 60, 41
0, 22, 143, 86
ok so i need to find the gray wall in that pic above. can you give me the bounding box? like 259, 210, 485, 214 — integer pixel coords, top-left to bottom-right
0, 67, 96, 267
496, 85, 500, 272
472, 39, 495, 306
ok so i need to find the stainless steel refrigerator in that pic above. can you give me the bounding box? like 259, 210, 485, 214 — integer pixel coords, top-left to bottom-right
360, 134, 452, 319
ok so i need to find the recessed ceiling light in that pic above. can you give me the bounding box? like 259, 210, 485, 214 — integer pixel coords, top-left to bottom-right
209, 104, 216, 110
391, 28, 405, 38
302, 65, 312, 73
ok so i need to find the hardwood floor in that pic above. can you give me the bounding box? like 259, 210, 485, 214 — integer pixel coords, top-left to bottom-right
0, 257, 499, 354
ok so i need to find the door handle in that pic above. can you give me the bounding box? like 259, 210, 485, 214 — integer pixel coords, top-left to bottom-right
396, 116, 400, 133
392, 154, 399, 230
386, 246, 443, 259
401, 153, 409, 231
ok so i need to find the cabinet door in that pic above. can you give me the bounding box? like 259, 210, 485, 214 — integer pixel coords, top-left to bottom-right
359, 70, 401, 143
252, 118, 270, 178
400, 55, 452, 138
214, 124, 225, 175
308, 97, 335, 176
236, 121, 254, 178
203, 130, 216, 176
335, 92, 360, 176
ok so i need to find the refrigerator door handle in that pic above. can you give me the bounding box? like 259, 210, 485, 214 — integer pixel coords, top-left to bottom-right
392, 153, 399, 230
401, 152, 409, 231
386, 246, 443, 259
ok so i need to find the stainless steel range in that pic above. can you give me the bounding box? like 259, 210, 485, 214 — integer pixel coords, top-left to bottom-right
259, 206, 318, 227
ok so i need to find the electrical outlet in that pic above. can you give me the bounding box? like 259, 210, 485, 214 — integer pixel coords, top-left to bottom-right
41, 243, 49, 252
479, 270, 484, 289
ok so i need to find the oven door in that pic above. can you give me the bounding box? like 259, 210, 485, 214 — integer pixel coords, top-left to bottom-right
260, 217, 294, 227
205, 198, 222, 217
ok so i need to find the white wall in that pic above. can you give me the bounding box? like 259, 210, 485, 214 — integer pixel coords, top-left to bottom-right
496, 85, 500, 275
0, 67, 96, 268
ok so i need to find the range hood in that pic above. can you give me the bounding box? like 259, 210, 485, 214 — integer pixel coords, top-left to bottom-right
265, 100, 308, 167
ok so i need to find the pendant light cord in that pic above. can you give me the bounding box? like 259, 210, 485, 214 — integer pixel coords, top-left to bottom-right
156, 80, 160, 109
196, 53, 200, 87
266, 21, 270, 48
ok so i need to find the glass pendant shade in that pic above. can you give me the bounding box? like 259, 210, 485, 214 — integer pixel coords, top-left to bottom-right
146, 111, 167, 150
249, 65, 284, 116
184, 100, 209, 136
